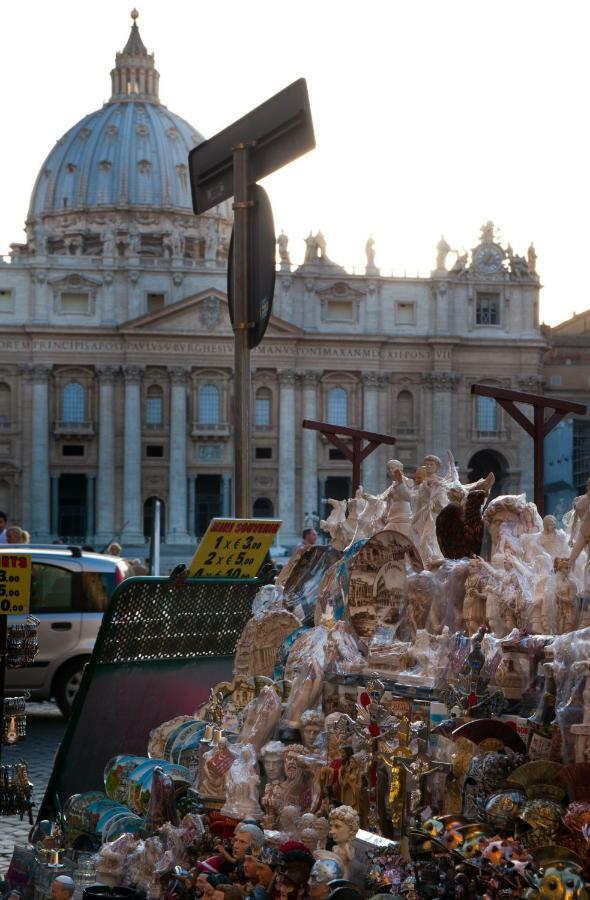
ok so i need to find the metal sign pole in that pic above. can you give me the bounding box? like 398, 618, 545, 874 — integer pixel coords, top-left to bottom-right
232, 143, 253, 518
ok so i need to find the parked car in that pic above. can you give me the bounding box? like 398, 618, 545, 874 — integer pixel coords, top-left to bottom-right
3, 546, 133, 717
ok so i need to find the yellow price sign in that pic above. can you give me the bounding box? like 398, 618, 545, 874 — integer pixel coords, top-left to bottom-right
188, 518, 282, 579
0, 553, 32, 615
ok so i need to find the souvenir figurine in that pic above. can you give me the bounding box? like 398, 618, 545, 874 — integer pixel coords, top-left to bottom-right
254, 847, 281, 900
328, 806, 360, 878
308, 859, 345, 900
299, 710, 325, 751
50, 877, 74, 900
220, 744, 263, 821
552, 557, 579, 634
261, 741, 286, 827
377, 459, 414, 537
275, 841, 315, 900
462, 558, 490, 635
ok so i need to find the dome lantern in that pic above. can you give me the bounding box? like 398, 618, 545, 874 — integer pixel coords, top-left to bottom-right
109, 9, 160, 103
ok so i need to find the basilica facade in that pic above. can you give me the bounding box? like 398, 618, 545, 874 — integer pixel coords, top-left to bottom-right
0, 16, 545, 555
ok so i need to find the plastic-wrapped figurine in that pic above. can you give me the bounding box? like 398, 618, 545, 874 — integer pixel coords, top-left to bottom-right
462, 558, 489, 635
220, 744, 263, 820
240, 687, 282, 753
411, 457, 447, 564
379, 459, 413, 537
261, 741, 286, 827
523, 514, 569, 562
299, 710, 325, 751
147, 765, 179, 829
197, 735, 236, 804
554, 557, 579, 634
328, 806, 359, 878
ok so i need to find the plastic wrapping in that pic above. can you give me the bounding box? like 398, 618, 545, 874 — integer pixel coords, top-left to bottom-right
282, 660, 324, 727
284, 617, 366, 683
395, 627, 452, 689
219, 743, 263, 820
239, 685, 282, 752
553, 626, 590, 763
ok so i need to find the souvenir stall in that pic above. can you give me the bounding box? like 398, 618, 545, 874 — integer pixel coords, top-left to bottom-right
4, 452, 590, 900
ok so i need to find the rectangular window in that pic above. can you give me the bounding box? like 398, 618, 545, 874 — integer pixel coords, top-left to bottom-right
550, 375, 562, 387
255, 447, 272, 459
0, 289, 13, 312
62, 444, 84, 456
255, 397, 271, 427
329, 448, 346, 460
476, 292, 500, 325
147, 293, 165, 314
396, 302, 416, 325
61, 291, 90, 314
324, 300, 354, 322
476, 396, 497, 432
146, 396, 163, 426
146, 444, 164, 458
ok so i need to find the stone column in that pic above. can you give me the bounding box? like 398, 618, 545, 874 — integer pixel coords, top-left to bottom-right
122, 365, 145, 546
187, 475, 196, 537
30, 364, 51, 540
362, 372, 383, 494
96, 366, 118, 544
50, 475, 60, 537
128, 270, 141, 319
222, 473, 232, 517
167, 367, 191, 543
278, 370, 297, 545
86, 475, 95, 539
32, 270, 49, 324
423, 372, 461, 461
102, 271, 116, 325
301, 371, 320, 526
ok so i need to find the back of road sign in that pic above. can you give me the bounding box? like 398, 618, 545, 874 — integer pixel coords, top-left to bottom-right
227, 185, 276, 348
38, 576, 261, 822
189, 78, 315, 214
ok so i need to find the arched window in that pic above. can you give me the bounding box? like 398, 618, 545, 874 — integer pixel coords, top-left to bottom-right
255, 387, 272, 428
62, 382, 85, 424
0, 383, 10, 427
198, 384, 220, 425
327, 387, 348, 427
253, 497, 274, 518
476, 395, 497, 432
397, 390, 414, 433
146, 385, 163, 427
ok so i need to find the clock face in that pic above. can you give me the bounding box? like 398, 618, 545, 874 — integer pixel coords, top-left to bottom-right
475, 245, 503, 274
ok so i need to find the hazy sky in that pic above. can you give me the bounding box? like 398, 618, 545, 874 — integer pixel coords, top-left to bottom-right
2, 0, 588, 325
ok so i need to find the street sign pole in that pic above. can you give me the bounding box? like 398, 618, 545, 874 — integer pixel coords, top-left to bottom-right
232, 144, 253, 518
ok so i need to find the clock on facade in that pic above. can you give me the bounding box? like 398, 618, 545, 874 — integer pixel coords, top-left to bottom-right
474, 244, 504, 275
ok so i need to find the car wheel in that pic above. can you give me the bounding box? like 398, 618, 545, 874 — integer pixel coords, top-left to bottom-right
54, 659, 88, 718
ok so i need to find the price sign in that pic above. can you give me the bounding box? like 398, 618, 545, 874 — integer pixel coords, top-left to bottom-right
188, 518, 282, 579
0, 553, 32, 615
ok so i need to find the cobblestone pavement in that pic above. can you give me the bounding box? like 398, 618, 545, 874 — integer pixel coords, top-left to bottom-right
1, 702, 66, 873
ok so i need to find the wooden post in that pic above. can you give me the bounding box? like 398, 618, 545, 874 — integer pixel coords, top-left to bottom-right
471, 384, 586, 516
302, 419, 396, 493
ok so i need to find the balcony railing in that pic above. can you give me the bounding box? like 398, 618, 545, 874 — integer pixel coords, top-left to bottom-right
53, 420, 95, 436
191, 422, 231, 438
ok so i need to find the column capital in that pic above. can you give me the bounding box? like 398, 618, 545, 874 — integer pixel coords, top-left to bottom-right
361, 371, 386, 389
278, 368, 298, 386
128, 270, 140, 285
517, 374, 544, 392
422, 371, 461, 391
301, 370, 321, 386
169, 365, 190, 384
96, 364, 119, 382
27, 363, 52, 382
122, 364, 143, 383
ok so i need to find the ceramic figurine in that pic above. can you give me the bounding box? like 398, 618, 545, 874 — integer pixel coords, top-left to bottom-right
299, 709, 325, 751
462, 558, 490, 635
377, 459, 414, 537
197, 734, 235, 804
554, 557, 579, 634
523, 514, 569, 563
328, 805, 360, 878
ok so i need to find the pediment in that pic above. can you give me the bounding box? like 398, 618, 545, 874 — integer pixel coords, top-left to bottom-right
315, 281, 366, 300
121, 289, 303, 337
48, 272, 102, 289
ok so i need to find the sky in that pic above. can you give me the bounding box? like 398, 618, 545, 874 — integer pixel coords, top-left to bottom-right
2, 0, 589, 325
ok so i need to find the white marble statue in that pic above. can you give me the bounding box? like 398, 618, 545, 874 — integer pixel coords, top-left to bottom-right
411, 456, 447, 563
378, 459, 413, 536
522, 514, 569, 563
